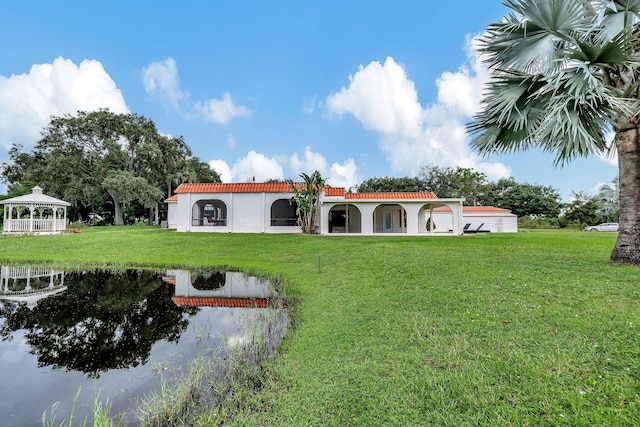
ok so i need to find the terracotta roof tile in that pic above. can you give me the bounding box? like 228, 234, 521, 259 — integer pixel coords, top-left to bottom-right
171, 183, 438, 200
345, 192, 437, 200
162, 277, 177, 285
174, 182, 345, 195
324, 187, 346, 197
175, 183, 289, 194
165, 194, 178, 202
171, 296, 272, 308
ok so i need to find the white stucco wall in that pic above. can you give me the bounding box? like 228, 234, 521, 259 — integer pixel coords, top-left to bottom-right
169, 270, 271, 298
321, 200, 464, 235
166, 201, 178, 229
173, 192, 303, 233
432, 211, 518, 233
169, 190, 468, 235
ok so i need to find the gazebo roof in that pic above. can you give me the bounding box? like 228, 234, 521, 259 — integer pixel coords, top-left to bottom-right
1, 186, 70, 206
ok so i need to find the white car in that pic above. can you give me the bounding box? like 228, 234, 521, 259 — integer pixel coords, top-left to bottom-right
584, 222, 619, 232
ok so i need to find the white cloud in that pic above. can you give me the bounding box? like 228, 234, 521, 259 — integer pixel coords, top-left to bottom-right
210, 150, 284, 183
436, 36, 488, 117
329, 158, 359, 189
194, 92, 251, 124
142, 58, 251, 125
227, 134, 237, 148
142, 58, 185, 105
302, 96, 316, 114
289, 146, 360, 189
208, 159, 232, 183
0, 57, 128, 151
327, 57, 423, 138
289, 146, 328, 174
209, 146, 360, 189
325, 48, 510, 181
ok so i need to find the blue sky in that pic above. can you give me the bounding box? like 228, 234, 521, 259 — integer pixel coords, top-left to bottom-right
0, 1, 619, 200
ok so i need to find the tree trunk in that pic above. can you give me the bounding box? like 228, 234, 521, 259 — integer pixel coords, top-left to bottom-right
154, 202, 159, 225
611, 126, 640, 264
107, 190, 125, 226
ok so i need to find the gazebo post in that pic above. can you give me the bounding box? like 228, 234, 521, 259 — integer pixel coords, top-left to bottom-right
29, 204, 34, 233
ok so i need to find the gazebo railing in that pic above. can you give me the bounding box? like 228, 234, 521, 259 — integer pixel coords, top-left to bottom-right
3, 219, 66, 233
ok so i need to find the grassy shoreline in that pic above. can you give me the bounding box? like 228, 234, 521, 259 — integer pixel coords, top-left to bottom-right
1, 227, 638, 425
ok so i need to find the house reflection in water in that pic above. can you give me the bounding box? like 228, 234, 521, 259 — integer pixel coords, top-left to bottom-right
0, 265, 66, 309
163, 270, 273, 308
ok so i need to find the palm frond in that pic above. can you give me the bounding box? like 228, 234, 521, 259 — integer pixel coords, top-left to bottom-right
470, 0, 640, 164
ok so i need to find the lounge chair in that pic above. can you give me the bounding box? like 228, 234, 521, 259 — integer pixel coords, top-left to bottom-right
464, 223, 490, 234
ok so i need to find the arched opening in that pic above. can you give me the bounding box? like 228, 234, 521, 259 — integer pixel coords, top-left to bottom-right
270, 199, 298, 226
33, 206, 54, 231
328, 204, 361, 233
192, 272, 226, 290
192, 200, 227, 226
419, 204, 452, 233
17, 206, 30, 220
373, 204, 407, 233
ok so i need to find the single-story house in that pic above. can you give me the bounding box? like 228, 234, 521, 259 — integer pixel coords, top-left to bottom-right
432, 206, 518, 233
166, 182, 469, 235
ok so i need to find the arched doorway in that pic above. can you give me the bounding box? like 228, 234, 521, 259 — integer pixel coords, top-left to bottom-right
192, 200, 227, 226
328, 204, 361, 233
373, 204, 407, 233
270, 199, 298, 226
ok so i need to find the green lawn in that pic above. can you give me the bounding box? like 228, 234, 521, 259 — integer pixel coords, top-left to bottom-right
1, 227, 638, 426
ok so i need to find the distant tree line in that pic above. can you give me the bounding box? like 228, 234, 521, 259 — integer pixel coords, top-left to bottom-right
0, 109, 617, 230
0, 110, 220, 225
355, 164, 618, 229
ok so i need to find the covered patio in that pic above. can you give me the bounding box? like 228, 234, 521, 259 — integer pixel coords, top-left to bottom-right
1, 186, 70, 235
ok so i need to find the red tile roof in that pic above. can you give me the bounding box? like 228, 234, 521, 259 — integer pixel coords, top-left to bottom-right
171, 183, 440, 200
324, 187, 346, 196
345, 192, 437, 200
165, 194, 178, 202
174, 182, 347, 195
172, 296, 272, 308
162, 276, 177, 285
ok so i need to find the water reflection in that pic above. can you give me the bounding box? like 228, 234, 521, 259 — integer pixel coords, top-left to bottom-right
0, 266, 285, 426
0, 265, 66, 309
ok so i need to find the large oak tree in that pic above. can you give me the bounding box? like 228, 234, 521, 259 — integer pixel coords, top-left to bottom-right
1, 110, 219, 225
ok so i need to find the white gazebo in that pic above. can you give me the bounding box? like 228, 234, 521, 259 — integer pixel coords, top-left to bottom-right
1, 186, 70, 234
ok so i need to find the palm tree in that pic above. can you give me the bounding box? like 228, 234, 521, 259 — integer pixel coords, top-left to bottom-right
468, 0, 640, 264
287, 171, 326, 234
597, 176, 620, 221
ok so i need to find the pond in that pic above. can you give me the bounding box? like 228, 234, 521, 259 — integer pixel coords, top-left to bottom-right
0, 265, 287, 426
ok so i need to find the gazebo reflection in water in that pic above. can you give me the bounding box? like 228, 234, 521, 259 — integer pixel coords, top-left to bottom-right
0, 265, 66, 309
